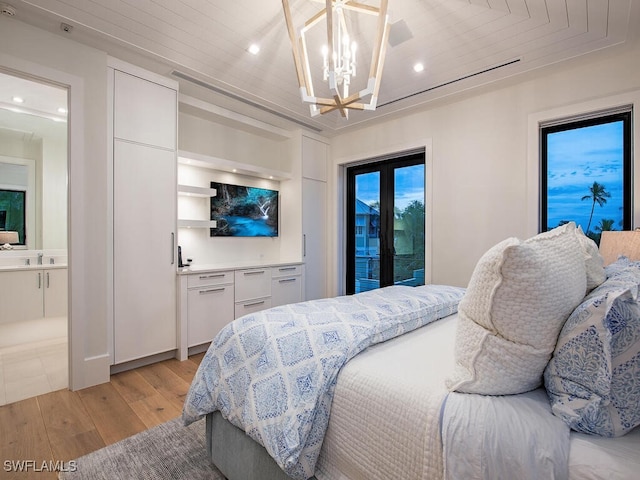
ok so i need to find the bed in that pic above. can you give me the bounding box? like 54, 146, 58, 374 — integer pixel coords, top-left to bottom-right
183, 224, 640, 480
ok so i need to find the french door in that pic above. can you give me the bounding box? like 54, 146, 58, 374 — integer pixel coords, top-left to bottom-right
346, 153, 425, 294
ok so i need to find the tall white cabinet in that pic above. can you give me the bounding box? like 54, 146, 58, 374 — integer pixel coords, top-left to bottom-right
110, 63, 178, 364
302, 136, 328, 301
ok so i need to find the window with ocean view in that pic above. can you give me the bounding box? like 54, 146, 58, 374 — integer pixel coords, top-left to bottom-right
540, 108, 632, 245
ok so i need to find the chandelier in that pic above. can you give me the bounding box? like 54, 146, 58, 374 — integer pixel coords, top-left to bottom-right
282, 0, 391, 118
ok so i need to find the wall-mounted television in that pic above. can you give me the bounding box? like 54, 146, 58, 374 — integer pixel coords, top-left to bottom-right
210, 182, 279, 237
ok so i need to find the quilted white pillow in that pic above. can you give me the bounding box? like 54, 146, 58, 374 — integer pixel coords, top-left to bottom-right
446, 223, 587, 395
576, 225, 605, 291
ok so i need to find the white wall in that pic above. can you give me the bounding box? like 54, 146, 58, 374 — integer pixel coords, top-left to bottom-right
0, 15, 109, 388
330, 38, 640, 292
177, 112, 302, 266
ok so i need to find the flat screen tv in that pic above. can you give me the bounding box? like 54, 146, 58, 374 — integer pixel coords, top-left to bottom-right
210, 182, 279, 237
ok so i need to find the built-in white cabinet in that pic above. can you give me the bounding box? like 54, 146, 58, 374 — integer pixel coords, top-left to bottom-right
177, 262, 303, 359
44, 268, 68, 318
186, 271, 234, 347
110, 62, 178, 365
302, 136, 328, 301
235, 267, 273, 318
271, 264, 303, 307
0, 267, 68, 323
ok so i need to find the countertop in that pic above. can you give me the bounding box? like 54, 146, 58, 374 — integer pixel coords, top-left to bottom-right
177, 259, 303, 275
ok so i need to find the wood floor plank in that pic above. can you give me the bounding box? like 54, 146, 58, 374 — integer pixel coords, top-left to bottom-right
110, 369, 158, 403
163, 357, 200, 384
76, 382, 147, 445
128, 393, 182, 429
0, 353, 202, 473
0, 397, 57, 479
111, 367, 183, 428
136, 362, 192, 413
190, 352, 206, 365
37, 389, 105, 462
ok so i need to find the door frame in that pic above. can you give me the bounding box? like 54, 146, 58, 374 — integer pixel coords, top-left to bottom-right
345, 151, 427, 294
0, 54, 84, 390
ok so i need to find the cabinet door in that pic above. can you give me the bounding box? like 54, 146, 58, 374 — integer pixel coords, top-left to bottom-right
187, 284, 234, 347
234, 268, 271, 302
235, 297, 272, 319
114, 140, 177, 363
302, 177, 327, 301
0, 270, 43, 323
271, 276, 302, 307
44, 268, 68, 318
114, 70, 177, 149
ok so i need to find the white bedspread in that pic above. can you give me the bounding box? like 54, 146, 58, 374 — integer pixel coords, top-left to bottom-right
315, 312, 460, 480
442, 388, 571, 480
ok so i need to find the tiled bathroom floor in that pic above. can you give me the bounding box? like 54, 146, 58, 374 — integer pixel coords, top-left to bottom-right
0, 317, 67, 406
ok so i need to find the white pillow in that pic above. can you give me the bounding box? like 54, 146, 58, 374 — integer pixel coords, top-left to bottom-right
446, 223, 587, 395
576, 225, 605, 291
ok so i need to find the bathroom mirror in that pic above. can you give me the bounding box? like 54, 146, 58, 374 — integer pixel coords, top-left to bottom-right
0, 70, 68, 251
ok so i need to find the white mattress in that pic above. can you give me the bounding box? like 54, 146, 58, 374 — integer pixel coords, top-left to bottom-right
314, 312, 459, 480
569, 426, 640, 480
314, 312, 640, 480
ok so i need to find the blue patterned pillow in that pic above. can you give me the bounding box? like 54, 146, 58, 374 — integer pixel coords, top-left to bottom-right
604, 255, 640, 279
544, 264, 640, 437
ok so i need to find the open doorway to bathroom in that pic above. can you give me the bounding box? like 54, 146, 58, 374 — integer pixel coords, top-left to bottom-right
0, 70, 68, 406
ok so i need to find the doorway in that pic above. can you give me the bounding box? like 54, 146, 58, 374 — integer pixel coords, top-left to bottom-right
0, 70, 69, 405
346, 152, 426, 294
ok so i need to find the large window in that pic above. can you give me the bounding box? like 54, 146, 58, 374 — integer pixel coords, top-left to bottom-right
541, 108, 632, 244
346, 152, 425, 294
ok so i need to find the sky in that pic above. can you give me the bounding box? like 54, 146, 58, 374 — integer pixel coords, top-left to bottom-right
355, 164, 425, 211
546, 121, 625, 232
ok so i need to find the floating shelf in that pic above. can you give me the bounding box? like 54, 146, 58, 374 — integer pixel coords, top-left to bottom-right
178, 219, 217, 229
178, 185, 217, 197
178, 150, 292, 181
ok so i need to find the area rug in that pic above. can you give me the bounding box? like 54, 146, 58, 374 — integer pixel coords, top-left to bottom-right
59, 417, 225, 479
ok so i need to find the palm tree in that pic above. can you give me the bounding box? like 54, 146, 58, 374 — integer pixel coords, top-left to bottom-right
595, 218, 615, 233
581, 182, 611, 234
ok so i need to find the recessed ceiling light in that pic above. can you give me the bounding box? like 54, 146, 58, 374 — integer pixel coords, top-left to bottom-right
247, 44, 260, 55
413, 63, 424, 73
58, 107, 67, 114
12, 96, 24, 103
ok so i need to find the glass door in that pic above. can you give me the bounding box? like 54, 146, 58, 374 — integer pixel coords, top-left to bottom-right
346, 153, 425, 294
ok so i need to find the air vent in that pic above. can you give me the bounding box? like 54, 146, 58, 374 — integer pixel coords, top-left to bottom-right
379, 58, 521, 108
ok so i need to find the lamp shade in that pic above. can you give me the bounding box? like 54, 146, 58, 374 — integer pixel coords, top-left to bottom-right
0, 231, 19, 244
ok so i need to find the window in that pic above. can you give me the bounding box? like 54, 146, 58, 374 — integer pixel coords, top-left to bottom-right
346, 152, 425, 294
540, 108, 632, 244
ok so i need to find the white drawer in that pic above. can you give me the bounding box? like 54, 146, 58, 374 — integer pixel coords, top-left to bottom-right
187, 284, 235, 347
271, 276, 302, 307
272, 264, 302, 278
187, 270, 234, 288
234, 268, 271, 301
235, 297, 272, 318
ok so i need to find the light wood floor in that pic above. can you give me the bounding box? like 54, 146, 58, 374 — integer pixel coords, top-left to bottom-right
0, 353, 204, 480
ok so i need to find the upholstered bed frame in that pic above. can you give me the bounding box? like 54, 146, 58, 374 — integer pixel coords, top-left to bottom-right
206, 412, 318, 480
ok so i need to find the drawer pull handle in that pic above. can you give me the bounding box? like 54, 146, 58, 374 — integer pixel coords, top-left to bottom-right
200, 287, 225, 294
244, 300, 265, 307
244, 270, 265, 276
279, 278, 297, 283
279, 267, 296, 271
199, 274, 226, 280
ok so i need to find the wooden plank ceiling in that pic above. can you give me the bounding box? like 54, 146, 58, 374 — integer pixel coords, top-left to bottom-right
2, 0, 637, 133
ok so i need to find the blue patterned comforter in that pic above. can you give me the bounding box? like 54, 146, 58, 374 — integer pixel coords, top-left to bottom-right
183, 284, 465, 480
